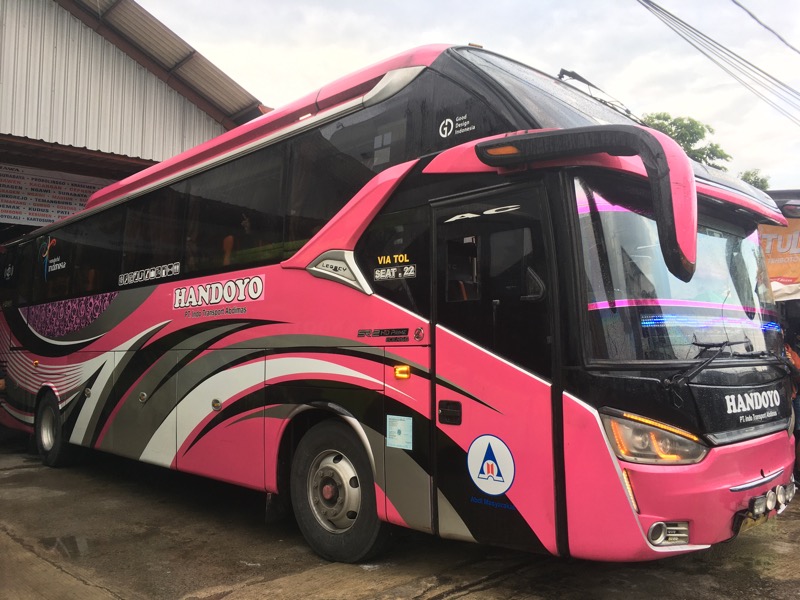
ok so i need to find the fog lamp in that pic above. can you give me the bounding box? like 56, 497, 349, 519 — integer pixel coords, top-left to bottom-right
766, 490, 778, 511
786, 483, 796, 503
751, 495, 767, 516
647, 522, 667, 545
776, 485, 787, 505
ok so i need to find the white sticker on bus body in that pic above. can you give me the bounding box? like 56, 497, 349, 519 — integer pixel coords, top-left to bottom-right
467, 434, 515, 496
444, 205, 521, 223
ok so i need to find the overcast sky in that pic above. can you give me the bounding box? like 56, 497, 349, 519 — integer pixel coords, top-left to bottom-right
135, 0, 800, 189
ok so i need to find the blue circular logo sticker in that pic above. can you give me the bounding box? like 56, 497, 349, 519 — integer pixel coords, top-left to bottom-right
467, 435, 515, 496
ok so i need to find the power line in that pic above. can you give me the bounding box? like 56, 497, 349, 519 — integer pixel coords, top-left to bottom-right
637, 0, 800, 128
730, 0, 800, 58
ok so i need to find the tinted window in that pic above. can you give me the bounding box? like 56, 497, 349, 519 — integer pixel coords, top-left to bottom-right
355, 204, 431, 318
32, 232, 74, 302
27, 206, 126, 301
414, 70, 513, 155
64, 207, 124, 295
456, 48, 636, 128
122, 186, 186, 277
184, 146, 285, 273
435, 186, 553, 377
0, 246, 20, 307
15, 242, 36, 306
287, 70, 511, 251
285, 129, 375, 248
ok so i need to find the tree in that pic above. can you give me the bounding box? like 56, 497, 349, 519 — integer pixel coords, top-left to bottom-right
641, 112, 732, 170
738, 168, 770, 191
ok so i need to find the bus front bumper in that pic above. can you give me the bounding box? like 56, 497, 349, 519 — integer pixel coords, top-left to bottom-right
564, 398, 796, 561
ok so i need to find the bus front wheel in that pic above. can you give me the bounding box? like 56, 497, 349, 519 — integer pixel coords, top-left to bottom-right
290, 420, 390, 563
35, 393, 73, 467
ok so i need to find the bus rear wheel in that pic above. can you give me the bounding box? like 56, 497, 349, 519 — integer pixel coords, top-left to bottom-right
35, 393, 73, 467
290, 420, 389, 563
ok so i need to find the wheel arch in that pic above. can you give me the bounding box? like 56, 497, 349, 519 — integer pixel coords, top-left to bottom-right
274, 403, 379, 497
34, 385, 61, 415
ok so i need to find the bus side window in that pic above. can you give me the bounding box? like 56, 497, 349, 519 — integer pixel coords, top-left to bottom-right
354, 205, 431, 319
0, 246, 19, 307
61, 207, 125, 296
122, 187, 186, 277
284, 129, 376, 250
15, 242, 35, 306
183, 144, 285, 274
31, 233, 74, 303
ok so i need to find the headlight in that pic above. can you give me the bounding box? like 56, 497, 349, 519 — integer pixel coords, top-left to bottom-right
600, 411, 708, 465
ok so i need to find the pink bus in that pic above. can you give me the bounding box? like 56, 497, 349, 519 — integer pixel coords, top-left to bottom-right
0, 45, 796, 563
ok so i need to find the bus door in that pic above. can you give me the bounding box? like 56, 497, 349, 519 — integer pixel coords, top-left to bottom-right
432, 183, 560, 554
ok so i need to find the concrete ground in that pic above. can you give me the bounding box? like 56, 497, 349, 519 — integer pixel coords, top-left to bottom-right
1, 427, 799, 600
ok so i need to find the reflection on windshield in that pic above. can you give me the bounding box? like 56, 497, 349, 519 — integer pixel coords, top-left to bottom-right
456, 48, 637, 129
577, 175, 780, 362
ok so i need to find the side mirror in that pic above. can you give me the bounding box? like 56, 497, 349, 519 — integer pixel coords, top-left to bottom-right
475, 125, 697, 282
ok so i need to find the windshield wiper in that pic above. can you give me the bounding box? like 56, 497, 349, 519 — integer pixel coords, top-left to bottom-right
689, 338, 750, 352
666, 338, 750, 390
736, 349, 800, 379
731, 349, 773, 358
556, 69, 645, 125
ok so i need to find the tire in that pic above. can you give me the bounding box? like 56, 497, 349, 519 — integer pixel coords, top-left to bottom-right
35, 392, 73, 467
290, 420, 390, 563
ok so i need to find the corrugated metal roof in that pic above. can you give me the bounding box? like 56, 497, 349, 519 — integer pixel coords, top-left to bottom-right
0, 0, 259, 162
65, 0, 267, 125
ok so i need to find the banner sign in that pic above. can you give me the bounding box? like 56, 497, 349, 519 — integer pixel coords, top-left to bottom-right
759, 219, 800, 301
0, 163, 112, 227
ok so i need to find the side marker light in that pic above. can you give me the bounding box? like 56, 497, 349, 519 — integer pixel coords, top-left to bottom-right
484, 144, 521, 157
621, 468, 640, 513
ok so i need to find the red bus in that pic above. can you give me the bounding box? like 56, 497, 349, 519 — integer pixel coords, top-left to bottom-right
0, 45, 795, 562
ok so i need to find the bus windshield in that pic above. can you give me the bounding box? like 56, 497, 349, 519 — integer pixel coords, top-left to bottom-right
455, 47, 637, 128
577, 172, 780, 362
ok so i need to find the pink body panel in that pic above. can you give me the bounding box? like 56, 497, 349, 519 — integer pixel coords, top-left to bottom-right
178, 406, 266, 490
0, 406, 32, 432
564, 394, 795, 561
435, 328, 558, 554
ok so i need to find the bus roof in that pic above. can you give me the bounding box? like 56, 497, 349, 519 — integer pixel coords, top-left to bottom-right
85, 44, 452, 211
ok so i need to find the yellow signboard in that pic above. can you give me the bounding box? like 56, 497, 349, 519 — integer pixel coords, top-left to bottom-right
759, 219, 800, 300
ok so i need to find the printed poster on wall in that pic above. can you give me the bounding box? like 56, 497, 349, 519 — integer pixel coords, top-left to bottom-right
759, 219, 800, 301
0, 163, 112, 227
